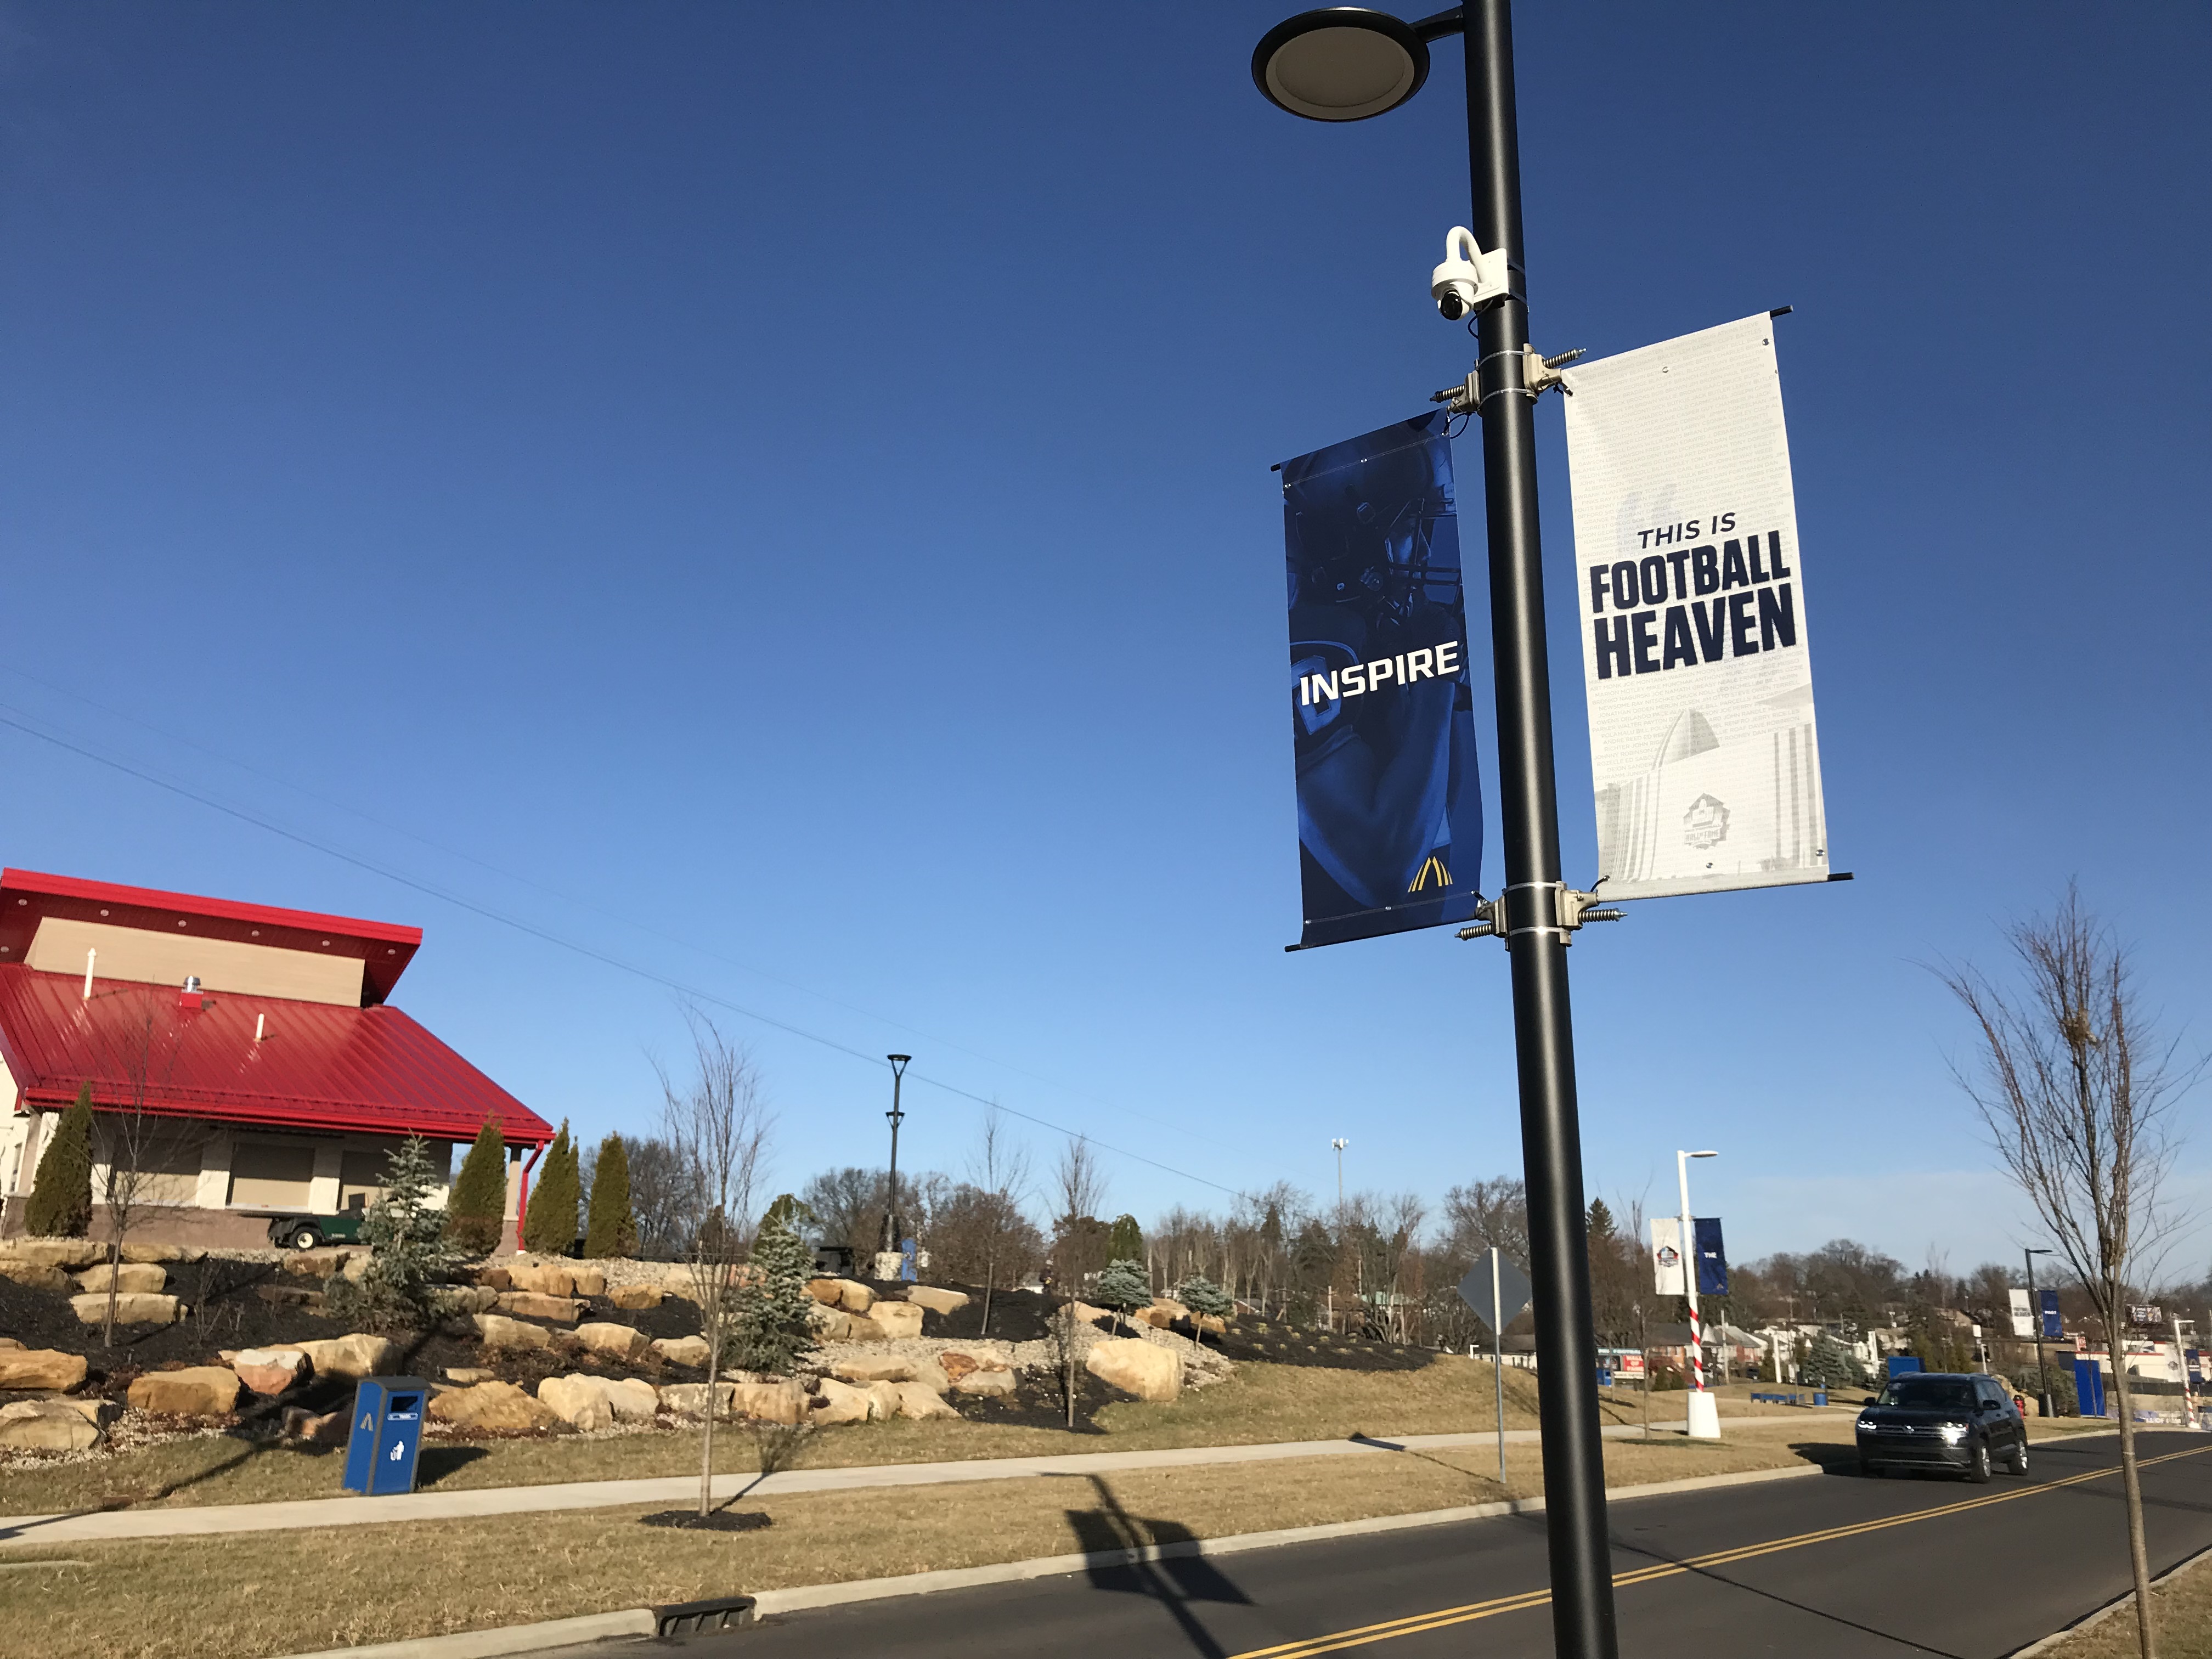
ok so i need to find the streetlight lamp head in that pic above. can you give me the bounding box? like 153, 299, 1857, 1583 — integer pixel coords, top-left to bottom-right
1252, 9, 1429, 123
887, 1053, 911, 1073
1689, 1149, 1719, 1159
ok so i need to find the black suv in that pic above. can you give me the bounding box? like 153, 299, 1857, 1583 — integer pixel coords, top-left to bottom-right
1856, 1372, 2028, 1481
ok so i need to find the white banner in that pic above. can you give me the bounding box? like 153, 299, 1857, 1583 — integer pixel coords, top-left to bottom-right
2009, 1288, 2035, 1339
1561, 315, 1830, 900
1650, 1216, 1686, 1296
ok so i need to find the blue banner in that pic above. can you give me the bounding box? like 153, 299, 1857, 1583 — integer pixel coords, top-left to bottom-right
1694, 1216, 1728, 1296
2040, 1288, 2062, 1341
1281, 412, 1483, 949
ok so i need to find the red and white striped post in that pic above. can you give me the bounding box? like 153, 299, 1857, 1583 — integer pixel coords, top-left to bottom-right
1678, 1149, 1720, 1439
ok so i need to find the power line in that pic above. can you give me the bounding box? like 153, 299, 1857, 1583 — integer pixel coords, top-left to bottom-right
0, 706, 1250, 1203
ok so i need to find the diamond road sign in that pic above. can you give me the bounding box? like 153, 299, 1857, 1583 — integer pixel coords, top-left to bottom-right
1457, 1251, 1532, 1335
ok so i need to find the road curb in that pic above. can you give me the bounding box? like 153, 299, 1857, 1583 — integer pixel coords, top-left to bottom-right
751, 1459, 1830, 1617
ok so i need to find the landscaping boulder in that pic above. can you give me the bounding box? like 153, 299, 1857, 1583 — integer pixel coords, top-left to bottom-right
232, 1347, 312, 1396
905, 1285, 969, 1318
69, 1291, 181, 1326
569, 1266, 607, 1298
658, 1380, 738, 1417
953, 1365, 1017, 1398
805, 1278, 843, 1305
477, 1266, 514, 1290
609, 1284, 664, 1312
1071, 1301, 1110, 1326
496, 1291, 582, 1323
434, 1286, 501, 1316
733, 1379, 807, 1425
812, 1376, 874, 1425
574, 1322, 650, 1361
296, 1334, 399, 1380
282, 1247, 362, 1279
444, 1367, 498, 1385
430, 1379, 561, 1432
651, 1335, 710, 1367
867, 1301, 925, 1340
257, 1283, 328, 1312
539, 1374, 614, 1431
120, 1243, 200, 1264
280, 1406, 348, 1445
1150, 1297, 1192, 1323
0, 1240, 103, 1271
831, 1278, 875, 1314
0, 1337, 18, 1348
890, 1380, 960, 1421
0, 1261, 74, 1294
603, 1377, 658, 1423
1195, 1314, 1227, 1335
128, 1366, 242, 1418
474, 1313, 552, 1352
862, 1380, 904, 1421
0, 1399, 105, 1451
0, 1348, 88, 1391
830, 1355, 916, 1385
1086, 1338, 1182, 1402
506, 1260, 577, 1297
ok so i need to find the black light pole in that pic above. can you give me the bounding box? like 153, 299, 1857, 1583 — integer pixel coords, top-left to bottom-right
884, 1054, 911, 1266
1252, 7, 1616, 1655
2026, 1246, 2055, 1419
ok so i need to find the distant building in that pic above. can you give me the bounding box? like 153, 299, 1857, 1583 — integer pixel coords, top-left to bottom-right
0, 868, 552, 1249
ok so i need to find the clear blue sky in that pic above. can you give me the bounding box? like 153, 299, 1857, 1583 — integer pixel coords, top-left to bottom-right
1, 2, 2204, 1275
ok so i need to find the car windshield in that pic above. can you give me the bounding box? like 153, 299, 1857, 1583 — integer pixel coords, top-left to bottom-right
1879, 1378, 1977, 1410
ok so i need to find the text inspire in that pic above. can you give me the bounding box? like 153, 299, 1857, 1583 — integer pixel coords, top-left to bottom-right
1298, 639, 1463, 706
1589, 532, 1797, 679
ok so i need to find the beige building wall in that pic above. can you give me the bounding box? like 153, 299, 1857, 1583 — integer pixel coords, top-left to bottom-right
27, 916, 367, 1007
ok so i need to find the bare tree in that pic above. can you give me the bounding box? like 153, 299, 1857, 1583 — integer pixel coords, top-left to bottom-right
656, 1011, 773, 1520
969, 1104, 1033, 1339
98, 1007, 182, 1348
1942, 887, 2197, 1659
1048, 1136, 1107, 1429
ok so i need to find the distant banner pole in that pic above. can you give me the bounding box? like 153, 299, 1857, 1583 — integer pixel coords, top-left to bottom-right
1493, 1248, 1507, 1486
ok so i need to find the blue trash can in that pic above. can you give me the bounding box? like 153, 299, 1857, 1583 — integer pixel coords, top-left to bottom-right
342, 1377, 430, 1496
1813, 1390, 1828, 1407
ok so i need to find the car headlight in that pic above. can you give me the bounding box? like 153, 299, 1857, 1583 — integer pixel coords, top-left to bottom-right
1856, 1417, 1877, 1430
1938, 1423, 1968, 1444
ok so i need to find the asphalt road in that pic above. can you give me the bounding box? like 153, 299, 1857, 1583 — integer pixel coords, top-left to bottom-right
568, 1430, 2212, 1658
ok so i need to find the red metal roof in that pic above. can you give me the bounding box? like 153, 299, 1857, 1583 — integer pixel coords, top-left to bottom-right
0, 868, 422, 1006
0, 966, 552, 1146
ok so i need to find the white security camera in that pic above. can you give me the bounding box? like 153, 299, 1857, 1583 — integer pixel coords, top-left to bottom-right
1431, 226, 1508, 320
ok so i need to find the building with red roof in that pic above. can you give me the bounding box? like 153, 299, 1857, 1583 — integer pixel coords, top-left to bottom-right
0, 868, 553, 1248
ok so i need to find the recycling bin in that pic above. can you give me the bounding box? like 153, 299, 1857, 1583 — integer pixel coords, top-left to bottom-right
342, 1376, 430, 1496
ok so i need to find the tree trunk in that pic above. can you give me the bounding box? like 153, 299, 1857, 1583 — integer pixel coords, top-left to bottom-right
980, 1244, 995, 1339
103, 1235, 122, 1349
697, 1263, 720, 1520
2106, 1328, 2159, 1658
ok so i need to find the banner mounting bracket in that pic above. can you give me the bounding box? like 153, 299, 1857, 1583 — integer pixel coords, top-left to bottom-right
1430, 345, 1585, 417
1457, 881, 1622, 947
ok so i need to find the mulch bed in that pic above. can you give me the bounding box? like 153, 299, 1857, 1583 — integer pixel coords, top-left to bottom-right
639, 1509, 772, 1532
1202, 1318, 1436, 1373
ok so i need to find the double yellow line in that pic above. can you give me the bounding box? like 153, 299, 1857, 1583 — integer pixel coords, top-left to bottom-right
1229, 1442, 2212, 1659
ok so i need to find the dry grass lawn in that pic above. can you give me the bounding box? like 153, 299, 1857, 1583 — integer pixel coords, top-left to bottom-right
0, 1421, 1859, 1659
0, 1359, 1842, 1517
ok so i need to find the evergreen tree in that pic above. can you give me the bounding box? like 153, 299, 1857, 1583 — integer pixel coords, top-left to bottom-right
521, 1122, 579, 1256
1587, 1198, 1615, 1240
729, 1195, 817, 1374
1106, 1213, 1145, 1271
1801, 1331, 1868, 1390
342, 1135, 458, 1328
1093, 1257, 1152, 1334
584, 1132, 636, 1258
25, 1085, 95, 1238
1173, 1274, 1234, 1348
444, 1116, 508, 1256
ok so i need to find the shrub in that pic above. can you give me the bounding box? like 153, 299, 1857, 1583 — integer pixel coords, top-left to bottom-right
444, 1116, 507, 1256
25, 1085, 95, 1238
584, 1133, 636, 1259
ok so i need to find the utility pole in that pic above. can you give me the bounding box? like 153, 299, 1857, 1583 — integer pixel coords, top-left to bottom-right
1331, 1137, 1347, 1214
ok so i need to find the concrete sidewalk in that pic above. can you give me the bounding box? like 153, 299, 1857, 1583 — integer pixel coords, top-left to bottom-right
0, 1409, 1854, 1548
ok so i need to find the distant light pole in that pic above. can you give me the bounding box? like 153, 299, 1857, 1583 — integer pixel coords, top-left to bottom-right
883, 1055, 911, 1265
1677, 1149, 1719, 1440
1331, 1138, 1348, 1213
2026, 1246, 2055, 1419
